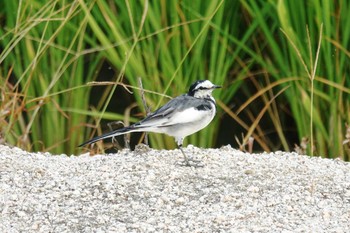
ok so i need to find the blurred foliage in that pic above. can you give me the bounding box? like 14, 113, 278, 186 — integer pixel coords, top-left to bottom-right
0, 0, 349, 160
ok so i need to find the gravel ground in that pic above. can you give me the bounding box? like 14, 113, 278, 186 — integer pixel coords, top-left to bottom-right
0, 144, 350, 232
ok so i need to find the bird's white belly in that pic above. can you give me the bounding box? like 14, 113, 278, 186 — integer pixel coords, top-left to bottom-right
161, 106, 216, 138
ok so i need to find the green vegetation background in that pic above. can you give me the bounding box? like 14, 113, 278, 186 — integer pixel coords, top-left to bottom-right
1, 0, 349, 160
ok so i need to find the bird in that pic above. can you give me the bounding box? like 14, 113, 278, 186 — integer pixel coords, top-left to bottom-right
79, 80, 221, 166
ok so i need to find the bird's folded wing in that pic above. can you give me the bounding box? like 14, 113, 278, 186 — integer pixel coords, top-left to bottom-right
136, 96, 211, 127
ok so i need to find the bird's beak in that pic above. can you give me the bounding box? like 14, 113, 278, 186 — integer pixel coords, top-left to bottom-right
213, 85, 222, 89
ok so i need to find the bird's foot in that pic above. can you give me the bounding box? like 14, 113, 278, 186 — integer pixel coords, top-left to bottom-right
176, 158, 204, 167
176, 146, 204, 167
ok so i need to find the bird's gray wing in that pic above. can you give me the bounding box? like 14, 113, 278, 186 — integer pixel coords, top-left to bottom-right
134, 95, 212, 127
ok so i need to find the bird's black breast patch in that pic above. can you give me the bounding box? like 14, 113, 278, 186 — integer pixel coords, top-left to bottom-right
195, 104, 212, 111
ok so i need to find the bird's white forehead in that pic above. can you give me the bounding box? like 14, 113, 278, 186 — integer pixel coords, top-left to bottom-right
197, 80, 214, 88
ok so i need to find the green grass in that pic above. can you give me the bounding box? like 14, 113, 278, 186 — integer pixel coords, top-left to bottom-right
0, 0, 349, 160
241, 0, 350, 159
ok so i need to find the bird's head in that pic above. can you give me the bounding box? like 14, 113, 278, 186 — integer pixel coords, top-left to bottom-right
188, 80, 221, 99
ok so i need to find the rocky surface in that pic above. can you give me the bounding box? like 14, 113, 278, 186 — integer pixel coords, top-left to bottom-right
1, 144, 350, 232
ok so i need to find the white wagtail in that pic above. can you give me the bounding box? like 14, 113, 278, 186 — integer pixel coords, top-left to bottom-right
79, 80, 221, 166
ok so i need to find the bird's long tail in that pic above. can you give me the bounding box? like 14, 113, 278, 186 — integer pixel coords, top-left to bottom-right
78, 125, 139, 147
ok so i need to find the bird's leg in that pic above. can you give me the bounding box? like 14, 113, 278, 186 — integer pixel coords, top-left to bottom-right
175, 138, 203, 167
177, 144, 204, 167
176, 138, 190, 166
178, 145, 191, 166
